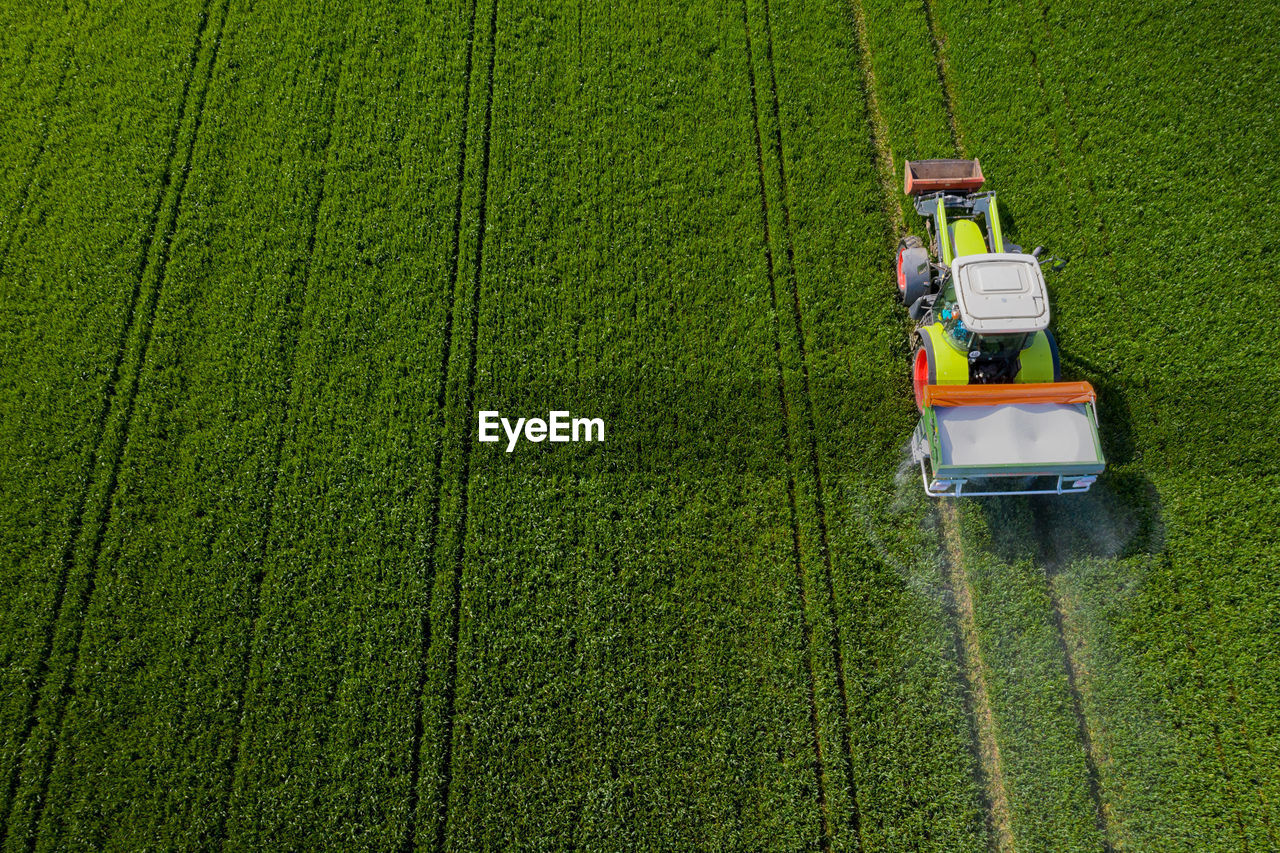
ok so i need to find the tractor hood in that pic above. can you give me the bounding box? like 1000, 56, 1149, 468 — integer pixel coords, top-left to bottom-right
951, 253, 1050, 334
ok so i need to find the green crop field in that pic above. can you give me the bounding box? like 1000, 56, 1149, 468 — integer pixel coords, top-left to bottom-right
1, 0, 1276, 848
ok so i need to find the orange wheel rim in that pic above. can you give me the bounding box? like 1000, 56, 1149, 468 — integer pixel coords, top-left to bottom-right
913, 348, 929, 411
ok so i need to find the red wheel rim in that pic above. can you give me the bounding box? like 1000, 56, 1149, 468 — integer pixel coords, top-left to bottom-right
896, 248, 906, 293
913, 347, 929, 411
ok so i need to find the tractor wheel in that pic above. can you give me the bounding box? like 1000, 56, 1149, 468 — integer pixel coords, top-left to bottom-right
912, 345, 931, 412
896, 236, 931, 307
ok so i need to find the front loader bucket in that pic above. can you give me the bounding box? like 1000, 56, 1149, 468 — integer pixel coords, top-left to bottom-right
904, 158, 985, 195
911, 382, 1105, 497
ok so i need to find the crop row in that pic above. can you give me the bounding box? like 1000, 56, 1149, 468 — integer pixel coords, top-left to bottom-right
2, 0, 475, 846
221, 0, 474, 844
5, 0, 338, 844
438, 0, 826, 847
0, 0, 217, 843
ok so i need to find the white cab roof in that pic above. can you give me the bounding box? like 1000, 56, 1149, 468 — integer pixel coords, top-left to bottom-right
951, 253, 1050, 334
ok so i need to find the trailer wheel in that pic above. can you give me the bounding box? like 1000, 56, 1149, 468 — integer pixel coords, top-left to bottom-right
896, 236, 931, 306
913, 346, 931, 411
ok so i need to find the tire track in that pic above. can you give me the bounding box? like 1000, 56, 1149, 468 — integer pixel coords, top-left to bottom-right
741, 4, 843, 850
211, 10, 347, 847
398, 0, 482, 840
0, 6, 84, 274
1027, 9, 1271, 839
844, 0, 1015, 848
919, 0, 964, 156
0, 15, 86, 822
401, 0, 499, 848
0, 1, 229, 846
752, 0, 868, 846
1030, 502, 1115, 853
846, 0, 901, 233
429, 2, 499, 845
940, 503, 1016, 853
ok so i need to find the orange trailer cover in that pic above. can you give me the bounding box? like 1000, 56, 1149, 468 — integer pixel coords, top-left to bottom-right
922, 381, 1096, 408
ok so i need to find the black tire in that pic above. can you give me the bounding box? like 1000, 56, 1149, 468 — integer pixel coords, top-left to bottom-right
897, 244, 931, 306
899, 234, 925, 250
1045, 329, 1062, 381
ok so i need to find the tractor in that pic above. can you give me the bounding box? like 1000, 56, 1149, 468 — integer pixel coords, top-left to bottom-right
896, 159, 1105, 497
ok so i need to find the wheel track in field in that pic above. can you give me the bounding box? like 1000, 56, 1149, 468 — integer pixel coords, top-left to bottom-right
398, 0, 482, 840
918, 0, 964, 158
845, 0, 1017, 849
1030, 501, 1116, 852
740, 4, 832, 847
210, 6, 349, 847
938, 504, 1015, 853
400, 0, 498, 847
0, 0, 231, 847
742, 1, 864, 849
0, 4, 84, 274
1024, 3, 1274, 841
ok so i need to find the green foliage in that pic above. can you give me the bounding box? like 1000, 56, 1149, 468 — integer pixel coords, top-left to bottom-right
0, 0, 214, 842
0, 0, 1276, 849
441, 1, 825, 847
17, 0, 474, 847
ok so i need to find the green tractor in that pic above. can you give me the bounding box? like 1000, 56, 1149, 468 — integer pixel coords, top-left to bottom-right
896, 159, 1105, 497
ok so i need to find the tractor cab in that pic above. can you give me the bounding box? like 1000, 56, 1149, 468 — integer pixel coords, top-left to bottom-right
949, 253, 1049, 335
940, 252, 1052, 382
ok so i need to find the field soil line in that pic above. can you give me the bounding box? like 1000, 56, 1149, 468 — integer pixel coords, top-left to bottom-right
740, 2, 838, 848
844, 0, 1014, 847
919, 0, 965, 155
402, 0, 499, 847
846, 0, 900, 231
1031, 502, 1117, 852
1, 0, 230, 846
399, 0, 484, 840
940, 504, 1015, 853
747, 0, 903, 844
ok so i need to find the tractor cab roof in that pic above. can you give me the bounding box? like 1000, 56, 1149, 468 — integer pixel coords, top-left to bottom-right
951, 253, 1050, 335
